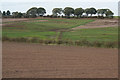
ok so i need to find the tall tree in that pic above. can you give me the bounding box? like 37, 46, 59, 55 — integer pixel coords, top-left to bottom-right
63, 7, 74, 18
89, 8, 97, 16
84, 8, 91, 17
27, 7, 38, 18
6, 10, 11, 16
12, 12, 19, 18
37, 7, 46, 16
74, 8, 84, 18
3, 11, 6, 16
52, 8, 62, 16
105, 9, 114, 18
97, 9, 101, 16
12, 12, 23, 18
97, 9, 107, 17
0, 11, 2, 18
17, 12, 23, 18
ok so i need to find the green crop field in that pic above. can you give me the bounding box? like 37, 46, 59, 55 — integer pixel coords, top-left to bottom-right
2, 18, 118, 48
3, 18, 94, 40
62, 27, 118, 42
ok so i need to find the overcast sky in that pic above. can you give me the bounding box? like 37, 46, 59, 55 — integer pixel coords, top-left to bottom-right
1, 0, 119, 2
1, 0, 119, 16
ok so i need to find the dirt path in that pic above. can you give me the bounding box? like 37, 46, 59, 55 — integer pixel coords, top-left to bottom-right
2, 42, 118, 78
72, 19, 118, 30
58, 31, 63, 40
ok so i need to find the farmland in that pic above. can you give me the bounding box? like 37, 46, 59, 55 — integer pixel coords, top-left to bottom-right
2, 42, 118, 78
2, 18, 118, 78
2, 18, 118, 48
2, 18, 94, 39
62, 27, 118, 42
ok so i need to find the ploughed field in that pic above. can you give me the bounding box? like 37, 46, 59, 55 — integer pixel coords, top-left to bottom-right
2, 18, 118, 45
2, 42, 118, 78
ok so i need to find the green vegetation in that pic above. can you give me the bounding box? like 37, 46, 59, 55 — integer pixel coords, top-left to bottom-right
62, 27, 118, 42
74, 8, 84, 18
2, 18, 118, 48
3, 18, 94, 40
52, 8, 62, 16
114, 16, 119, 19
1, 7, 114, 18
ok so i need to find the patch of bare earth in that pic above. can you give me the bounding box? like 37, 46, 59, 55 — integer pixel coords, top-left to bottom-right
2, 18, 29, 23
3, 42, 118, 78
72, 19, 118, 30
25, 20, 48, 22
2, 18, 48, 26
2, 18, 30, 26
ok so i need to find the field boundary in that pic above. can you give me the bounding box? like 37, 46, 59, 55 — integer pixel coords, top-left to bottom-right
2, 36, 118, 48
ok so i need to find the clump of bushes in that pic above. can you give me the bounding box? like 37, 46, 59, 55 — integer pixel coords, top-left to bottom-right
30, 37, 39, 43
75, 40, 92, 46
2, 36, 118, 48
104, 41, 118, 48
2, 37, 29, 42
92, 41, 102, 47
2, 36, 10, 41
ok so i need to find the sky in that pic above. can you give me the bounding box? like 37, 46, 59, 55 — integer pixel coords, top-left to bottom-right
0, 0, 119, 16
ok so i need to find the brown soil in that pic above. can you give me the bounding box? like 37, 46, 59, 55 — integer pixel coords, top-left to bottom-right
2, 42, 118, 78
25, 20, 48, 22
2, 18, 29, 23
72, 19, 118, 30
1, 18, 30, 26
2, 18, 48, 26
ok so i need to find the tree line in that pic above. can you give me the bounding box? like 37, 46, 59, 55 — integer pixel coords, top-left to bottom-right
0, 7, 114, 18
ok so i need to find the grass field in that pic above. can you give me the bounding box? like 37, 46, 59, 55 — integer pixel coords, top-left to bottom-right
3, 18, 94, 40
2, 18, 118, 48
62, 27, 118, 42
114, 16, 119, 19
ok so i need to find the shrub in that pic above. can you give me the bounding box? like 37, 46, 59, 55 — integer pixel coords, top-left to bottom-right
57, 40, 63, 45
2, 36, 9, 41
93, 41, 102, 47
104, 42, 116, 48
2, 36, 118, 48
31, 37, 39, 43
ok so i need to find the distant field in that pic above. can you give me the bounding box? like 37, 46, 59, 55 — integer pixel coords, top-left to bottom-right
3, 18, 94, 40
2, 18, 118, 48
62, 27, 118, 42
114, 16, 119, 19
